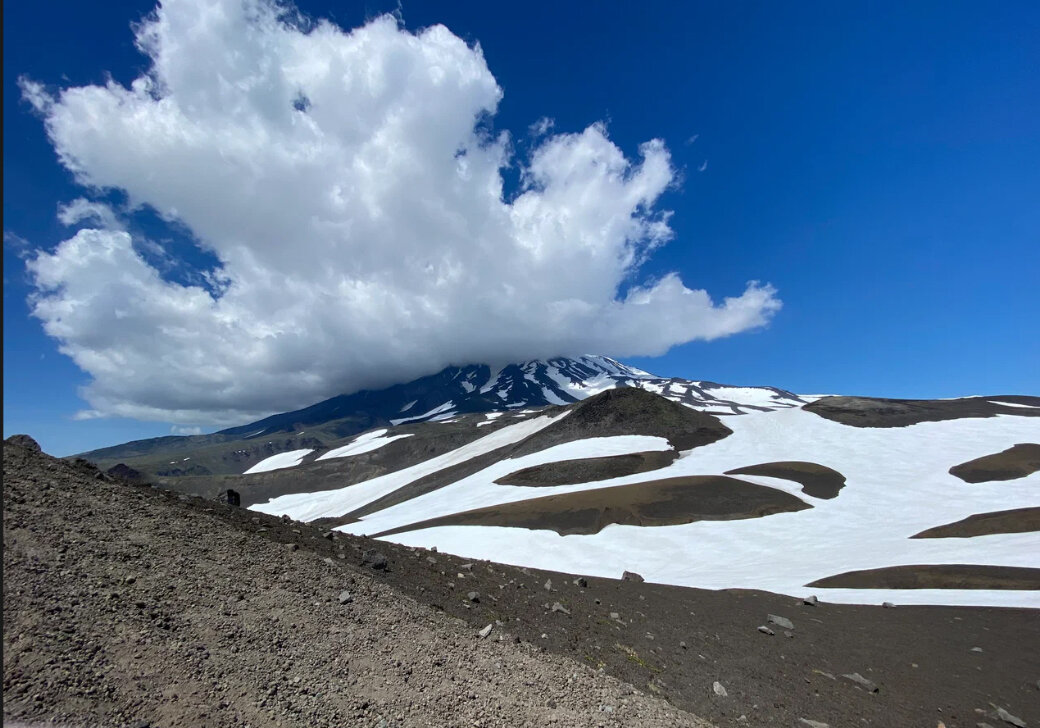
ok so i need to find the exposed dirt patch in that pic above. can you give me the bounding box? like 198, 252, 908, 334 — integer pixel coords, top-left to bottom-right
949, 443, 1040, 483
804, 395, 1040, 428
723, 461, 846, 499
807, 564, 1040, 590
374, 476, 811, 538
496, 450, 679, 487
910, 507, 1040, 539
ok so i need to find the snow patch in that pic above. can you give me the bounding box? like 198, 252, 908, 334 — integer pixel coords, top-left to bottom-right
316, 429, 414, 461
243, 449, 314, 474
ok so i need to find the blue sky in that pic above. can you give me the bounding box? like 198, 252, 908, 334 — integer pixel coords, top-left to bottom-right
4, 0, 1039, 456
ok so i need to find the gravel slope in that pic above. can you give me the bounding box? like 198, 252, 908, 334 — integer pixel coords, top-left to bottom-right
3, 437, 708, 728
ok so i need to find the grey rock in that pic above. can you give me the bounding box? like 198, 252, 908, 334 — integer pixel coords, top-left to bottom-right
882, 601, 895, 608
970, 646, 984, 652
798, 720, 830, 728
323, 557, 335, 566
784, 630, 794, 639
460, 563, 474, 571
712, 681, 728, 697
467, 591, 480, 603
478, 624, 493, 639
573, 577, 588, 588
609, 612, 621, 621
622, 571, 644, 583
286, 543, 298, 552
994, 706, 1026, 727
757, 626, 775, 636
767, 614, 794, 630
679, 641, 687, 649
803, 595, 818, 606
543, 579, 553, 591
338, 590, 353, 604
551, 602, 570, 615
362, 550, 388, 570
841, 672, 879, 693
323, 531, 335, 540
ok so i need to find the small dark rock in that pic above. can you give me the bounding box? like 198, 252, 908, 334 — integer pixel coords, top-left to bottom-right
622, 571, 644, 583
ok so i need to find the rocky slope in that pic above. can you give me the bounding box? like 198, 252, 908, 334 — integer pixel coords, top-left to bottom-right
3, 436, 708, 728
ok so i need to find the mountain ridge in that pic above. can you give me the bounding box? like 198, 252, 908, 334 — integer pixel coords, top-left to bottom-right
77, 355, 803, 463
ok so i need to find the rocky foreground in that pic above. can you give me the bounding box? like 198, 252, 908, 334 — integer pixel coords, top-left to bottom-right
3, 436, 707, 728
5, 435, 1039, 728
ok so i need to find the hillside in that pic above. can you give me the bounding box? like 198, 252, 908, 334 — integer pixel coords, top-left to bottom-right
7, 436, 1039, 728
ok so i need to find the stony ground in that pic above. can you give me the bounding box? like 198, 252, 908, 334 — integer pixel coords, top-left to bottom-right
6, 435, 1039, 728
3, 437, 708, 728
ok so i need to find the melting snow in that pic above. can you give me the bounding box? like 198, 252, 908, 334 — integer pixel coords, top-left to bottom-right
362, 408, 1039, 608
316, 429, 414, 461
251, 412, 570, 522
390, 401, 454, 426
243, 449, 314, 474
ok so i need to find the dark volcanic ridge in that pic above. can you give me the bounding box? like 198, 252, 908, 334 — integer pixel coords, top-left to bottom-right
807, 564, 1040, 590
372, 475, 811, 538
723, 461, 846, 499
6, 435, 1039, 728
911, 507, 1040, 539
496, 450, 679, 487
949, 443, 1040, 483
804, 394, 1040, 428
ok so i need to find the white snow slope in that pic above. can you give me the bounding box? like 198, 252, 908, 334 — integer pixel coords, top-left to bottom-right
252, 412, 570, 523
243, 448, 315, 474
316, 429, 413, 461
251, 405, 1040, 608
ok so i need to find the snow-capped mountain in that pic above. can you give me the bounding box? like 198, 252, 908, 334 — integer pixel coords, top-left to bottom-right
219, 355, 804, 438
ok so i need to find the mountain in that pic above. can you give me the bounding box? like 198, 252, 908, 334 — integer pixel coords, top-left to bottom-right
78, 355, 803, 472
218, 354, 805, 438
74, 355, 1039, 609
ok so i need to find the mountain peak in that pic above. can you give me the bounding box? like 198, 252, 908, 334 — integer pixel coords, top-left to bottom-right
213, 355, 803, 440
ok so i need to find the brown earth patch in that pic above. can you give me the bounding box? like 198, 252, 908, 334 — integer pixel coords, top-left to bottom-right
723, 461, 846, 499
804, 395, 1040, 428
910, 507, 1040, 539
496, 450, 678, 487
374, 476, 811, 538
948, 443, 1040, 483
807, 564, 1040, 590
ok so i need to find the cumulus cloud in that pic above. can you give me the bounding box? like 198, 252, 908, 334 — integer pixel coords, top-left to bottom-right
23, 0, 780, 425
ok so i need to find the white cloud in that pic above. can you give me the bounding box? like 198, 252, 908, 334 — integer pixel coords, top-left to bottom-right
56, 198, 122, 230
23, 0, 781, 425
171, 425, 203, 435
